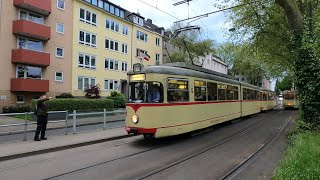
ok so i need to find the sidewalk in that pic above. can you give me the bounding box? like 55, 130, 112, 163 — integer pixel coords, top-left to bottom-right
0, 113, 125, 135
0, 127, 131, 162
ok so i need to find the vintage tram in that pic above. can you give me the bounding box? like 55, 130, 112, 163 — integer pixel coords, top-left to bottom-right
125, 63, 276, 138
282, 90, 299, 109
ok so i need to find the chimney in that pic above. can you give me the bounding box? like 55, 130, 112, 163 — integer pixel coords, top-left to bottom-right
147, 18, 152, 24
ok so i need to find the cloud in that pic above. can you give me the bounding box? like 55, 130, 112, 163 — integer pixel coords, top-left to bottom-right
112, 0, 230, 43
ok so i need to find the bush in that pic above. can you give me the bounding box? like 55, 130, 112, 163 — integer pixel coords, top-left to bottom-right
107, 91, 126, 108
2, 105, 31, 113
32, 98, 114, 112
56, 93, 74, 98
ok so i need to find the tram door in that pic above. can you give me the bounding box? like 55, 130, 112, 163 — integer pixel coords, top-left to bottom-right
121, 80, 128, 95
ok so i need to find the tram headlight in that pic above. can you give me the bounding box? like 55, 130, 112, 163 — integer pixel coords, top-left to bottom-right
132, 115, 139, 124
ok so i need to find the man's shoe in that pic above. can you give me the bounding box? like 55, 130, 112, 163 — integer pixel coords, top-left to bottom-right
40, 137, 47, 140
34, 138, 41, 141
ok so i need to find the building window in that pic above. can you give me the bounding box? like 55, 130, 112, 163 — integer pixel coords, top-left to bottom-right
120, 10, 124, 18
105, 19, 119, 32
18, 38, 43, 52
79, 30, 97, 47
121, 44, 128, 54
115, 8, 120, 16
110, 5, 114, 14
156, 53, 160, 62
16, 65, 42, 79
16, 95, 25, 104
98, 0, 103, 8
55, 72, 63, 82
105, 59, 119, 70
19, 10, 44, 24
78, 76, 95, 90
78, 53, 96, 69
79, 8, 97, 26
56, 47, 64, 58
104, 2, 109, 11
56, 23, 64, 34
121, 62, 128, 72
136, 31, 148, 42
104, 79, 118, 90
57, 0, 65, 10
156, 38, 160, 46
122, 25, 128, 35
133, 16, 144, 26
105, 38, 119, 51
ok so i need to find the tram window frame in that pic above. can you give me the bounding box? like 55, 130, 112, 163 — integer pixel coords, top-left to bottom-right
259, 92, 263, 100
128, 81, 164, 103
246, 88, 251, 100
194, 80, 207, 101
207, 82, 218, 101
218, 84, 226, 100
226, 85, 234, 100
167, 78, 189, 102
233, 86, 239, 100
263, 92, 267, 100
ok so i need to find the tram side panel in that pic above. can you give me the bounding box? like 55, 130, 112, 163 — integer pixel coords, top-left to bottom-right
126, 102, 241, 138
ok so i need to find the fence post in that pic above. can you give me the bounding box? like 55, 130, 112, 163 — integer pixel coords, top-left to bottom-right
65, 111, 68, 135
103, 108, 106, 130
23, 112, 27, 141
73, 110, 76, 134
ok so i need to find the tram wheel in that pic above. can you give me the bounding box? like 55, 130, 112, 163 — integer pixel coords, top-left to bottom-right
143, 133, 155, 139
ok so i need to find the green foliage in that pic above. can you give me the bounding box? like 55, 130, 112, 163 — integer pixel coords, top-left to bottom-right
2, 105, 31, 113
273, 132, 320, 180
56, 93, 74, 98
107, 91, 126, 108
275, 75, 294, 95
32, 99, 114, 112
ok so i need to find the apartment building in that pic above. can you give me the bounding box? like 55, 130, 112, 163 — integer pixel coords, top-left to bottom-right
0, 0, 73, 110
0, 0, 164, 109
195, 54, 228, 75
72, 0, 164, 97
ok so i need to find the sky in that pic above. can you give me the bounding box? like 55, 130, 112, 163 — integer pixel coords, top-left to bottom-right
111, 0, 231, 43
110, 0, 276, 90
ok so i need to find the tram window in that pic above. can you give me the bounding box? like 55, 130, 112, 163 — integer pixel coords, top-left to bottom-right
255, 91, 260, 100
246, 89, 251, 100
259, 92, 263, 100
207, 82, 217, 101
233, 86, 239, 100
128, 81, 163, 103
243, 88, 247, 100
194, 80, 207, 101
146, 82, 163, 103
167, 78, 189, 102
263, 92, 267, 100
268, 93, 274, 100
283, 93, 295, 100
226, 85, 234, 100
218, 84, 226, 100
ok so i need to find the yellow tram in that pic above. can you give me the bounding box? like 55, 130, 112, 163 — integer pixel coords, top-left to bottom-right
282, 90, 299, 109
125, 63, 276, 138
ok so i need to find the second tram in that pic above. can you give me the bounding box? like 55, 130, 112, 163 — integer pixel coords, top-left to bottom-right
282, 90, 299, 109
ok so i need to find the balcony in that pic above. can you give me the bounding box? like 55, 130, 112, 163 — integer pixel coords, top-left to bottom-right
11, 78, 49, 92
13, 0, 51, 16
12, 20, 51, 41
12, 49, 50, 66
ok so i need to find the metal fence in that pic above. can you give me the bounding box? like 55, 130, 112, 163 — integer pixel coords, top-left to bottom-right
0, 109, 126, 141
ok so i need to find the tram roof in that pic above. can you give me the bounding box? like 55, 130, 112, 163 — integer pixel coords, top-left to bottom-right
128, 63, 265, 90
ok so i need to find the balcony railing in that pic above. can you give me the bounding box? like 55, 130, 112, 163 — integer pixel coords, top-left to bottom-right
12, 20, 51, 41
12, 49, 50, 66
13, 0, 51, 16
11, 78, 49, 92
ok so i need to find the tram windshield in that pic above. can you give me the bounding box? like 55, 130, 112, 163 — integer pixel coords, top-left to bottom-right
128, 82, 163, 103
283, 92, 295, 100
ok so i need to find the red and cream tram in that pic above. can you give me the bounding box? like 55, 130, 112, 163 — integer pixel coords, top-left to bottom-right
125, 63, 276, 138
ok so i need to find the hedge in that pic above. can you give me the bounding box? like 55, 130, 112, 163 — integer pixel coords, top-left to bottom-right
106, 91, 126, 108
2, 105, 31, 113
32, 98, 114, 112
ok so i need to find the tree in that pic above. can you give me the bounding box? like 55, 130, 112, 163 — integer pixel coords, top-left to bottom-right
275, 75, 294, 95
216, 0, 320, 129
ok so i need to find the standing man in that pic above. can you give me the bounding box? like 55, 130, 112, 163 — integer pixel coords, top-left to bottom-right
34, 95, 52, 141
147, 84, 160, 103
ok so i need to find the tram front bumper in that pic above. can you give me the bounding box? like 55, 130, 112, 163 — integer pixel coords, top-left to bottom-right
125, 127, 157, 134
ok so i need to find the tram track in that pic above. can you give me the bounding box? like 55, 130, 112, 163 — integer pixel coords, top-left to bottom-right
136, 112, 275, 180
44, 110, 284, 180
218, 114, 293, 180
